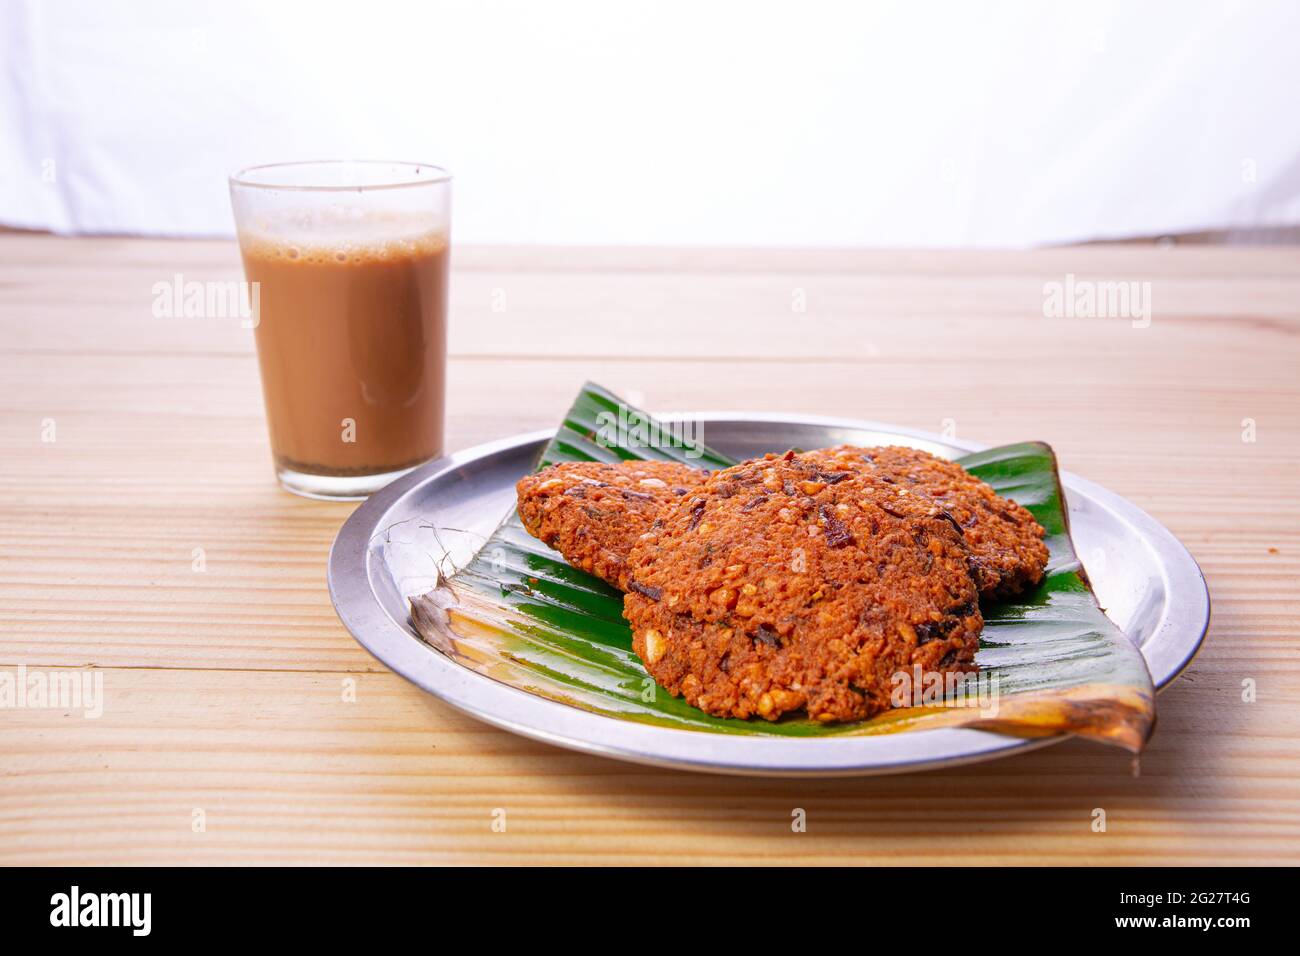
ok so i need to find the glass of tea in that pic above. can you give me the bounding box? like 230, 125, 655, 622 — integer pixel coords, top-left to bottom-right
229, 160, 451, 499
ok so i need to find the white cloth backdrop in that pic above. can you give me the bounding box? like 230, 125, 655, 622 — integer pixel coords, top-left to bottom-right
2, 0, 1298, 246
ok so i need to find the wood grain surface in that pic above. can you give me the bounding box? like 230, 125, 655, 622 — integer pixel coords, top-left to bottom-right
1, 235, 1297, 864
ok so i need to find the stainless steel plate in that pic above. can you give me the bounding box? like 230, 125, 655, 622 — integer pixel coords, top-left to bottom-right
328, 414, 1210, 776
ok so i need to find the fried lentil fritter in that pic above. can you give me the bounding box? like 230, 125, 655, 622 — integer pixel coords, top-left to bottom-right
516, 460, 708, 589
802, 445, 1049, 599
622, 452, 983, 722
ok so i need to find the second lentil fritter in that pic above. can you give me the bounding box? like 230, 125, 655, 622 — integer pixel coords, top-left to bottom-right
803, 445, 1050, 599
516, 459, 708, 589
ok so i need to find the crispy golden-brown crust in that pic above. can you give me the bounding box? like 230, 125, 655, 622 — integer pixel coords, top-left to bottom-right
623, 452, 982, 722
516, 460, 708, 589
802, 445, 1049, 599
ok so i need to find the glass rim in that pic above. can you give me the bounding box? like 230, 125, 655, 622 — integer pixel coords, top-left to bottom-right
229, 159, 451, 193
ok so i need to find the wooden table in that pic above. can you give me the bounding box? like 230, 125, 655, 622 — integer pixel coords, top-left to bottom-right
2, 235, 1297, 865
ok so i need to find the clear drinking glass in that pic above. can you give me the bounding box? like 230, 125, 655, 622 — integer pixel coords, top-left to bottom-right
229, 160, 451, 499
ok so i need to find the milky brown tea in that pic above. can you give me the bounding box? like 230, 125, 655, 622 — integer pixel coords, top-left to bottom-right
229, 160, 451, 499
238, 228, 449, 492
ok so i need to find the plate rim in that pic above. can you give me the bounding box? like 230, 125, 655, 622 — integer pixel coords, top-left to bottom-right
327, 412, 1210, 777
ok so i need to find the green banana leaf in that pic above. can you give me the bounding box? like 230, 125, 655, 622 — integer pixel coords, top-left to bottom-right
411, 383, 1155, 751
